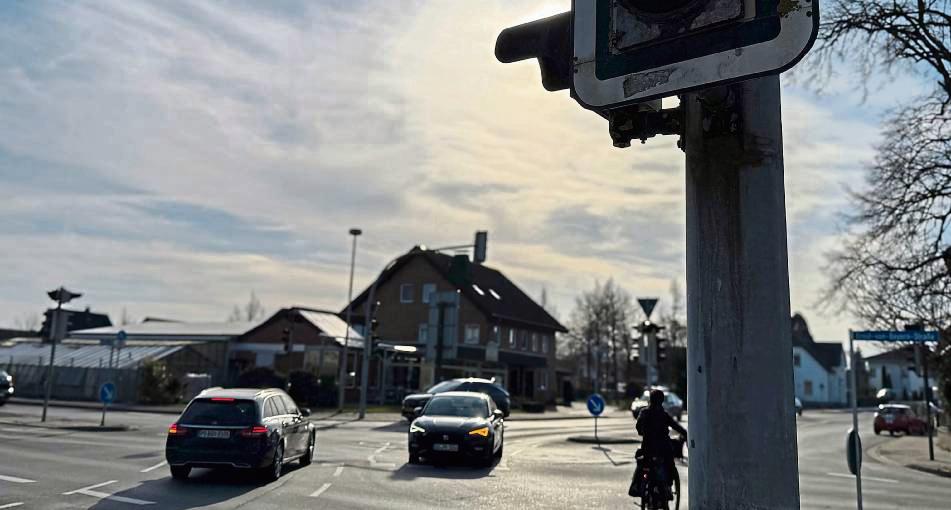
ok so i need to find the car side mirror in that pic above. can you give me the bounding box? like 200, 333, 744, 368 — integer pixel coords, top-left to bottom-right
300, 408, 311, 417
414, 406, 424, 417
493, 409, 504, 419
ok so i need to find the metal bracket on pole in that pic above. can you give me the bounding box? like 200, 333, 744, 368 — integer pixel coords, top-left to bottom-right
607, 106, 684, 148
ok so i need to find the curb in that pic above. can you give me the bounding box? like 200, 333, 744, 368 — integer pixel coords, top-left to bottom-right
566, 435, 638, 445
907, 463, 951, 478
867, 440, 951, 479
0, 419, 133, 432
9, 398, 183, 415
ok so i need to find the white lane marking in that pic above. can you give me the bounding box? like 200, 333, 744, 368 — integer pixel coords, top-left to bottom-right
63, 480, 156, 505
0, 503, 24, 509
0, 475, 36, 484
333, 466, 344, 477
310, 482, 332, 498
140, 460, 167, 473
826, 472, 898, 484
368, 442, 395, 468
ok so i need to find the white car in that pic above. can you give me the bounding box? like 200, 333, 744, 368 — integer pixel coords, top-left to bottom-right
794, 397, 803, 417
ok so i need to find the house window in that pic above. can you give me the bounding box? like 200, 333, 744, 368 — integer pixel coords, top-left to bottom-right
400, 284, 414, 303
541, 371, 549, 390
422, 283, 436, 303
793, 353, 801, 367
492, 325, 500, 342
520, 331, 528, 350
542, 336, 549, 354
464, 324, 480, 345
804, 380, 813, 396
532, 333, 539, 352
509, 329, 516, 347
418, 324, 429, 343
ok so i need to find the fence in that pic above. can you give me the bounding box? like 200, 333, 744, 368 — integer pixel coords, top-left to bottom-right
4, 362, 143, 403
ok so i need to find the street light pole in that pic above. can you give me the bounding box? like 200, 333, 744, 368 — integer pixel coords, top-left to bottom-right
339, 228, 362, 412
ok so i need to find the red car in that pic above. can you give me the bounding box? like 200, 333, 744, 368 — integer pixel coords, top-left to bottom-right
873, 404, 929, 436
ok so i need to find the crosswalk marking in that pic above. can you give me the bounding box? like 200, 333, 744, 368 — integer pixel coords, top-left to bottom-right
0, 475, 36, 484
310, 482, 332, 498
333, 466, 344, 477
0, 503, 24, 509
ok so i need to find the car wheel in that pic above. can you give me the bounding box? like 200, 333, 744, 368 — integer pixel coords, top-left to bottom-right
263, 443, 284, 482
874, 428, 881, 435
170, 466, 191, 480
300, 433, 315, 466
888, 430, 895, 436
495, 440, 504, 459
798, 409, 803, 417
408, 450, 421, 465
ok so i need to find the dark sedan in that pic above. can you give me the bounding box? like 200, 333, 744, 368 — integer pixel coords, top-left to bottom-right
165, 387, 315, 482
408, 392, 504, 467
0, 369, 12, 405
402, 378, 510, 420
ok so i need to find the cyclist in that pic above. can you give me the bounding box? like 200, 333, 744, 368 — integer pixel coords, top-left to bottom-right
634, 389, 687, 500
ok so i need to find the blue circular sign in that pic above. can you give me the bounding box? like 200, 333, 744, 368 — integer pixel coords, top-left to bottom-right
99, 382, 116, 404
117, 330, 128, 342
586, 393, 606, 416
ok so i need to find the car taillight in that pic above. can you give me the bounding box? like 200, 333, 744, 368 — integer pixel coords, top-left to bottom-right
241, 426, 268, 437
168, 423, 188, 436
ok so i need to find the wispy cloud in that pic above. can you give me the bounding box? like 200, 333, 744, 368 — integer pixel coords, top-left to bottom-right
0, 1, 897, 341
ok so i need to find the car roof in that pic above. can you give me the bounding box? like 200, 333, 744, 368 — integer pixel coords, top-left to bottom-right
195, 387, 288, 401
880, 404, 911, 409
430, 391, 491, 401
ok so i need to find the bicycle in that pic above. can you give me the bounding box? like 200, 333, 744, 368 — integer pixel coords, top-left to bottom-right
629, 437, 683, 510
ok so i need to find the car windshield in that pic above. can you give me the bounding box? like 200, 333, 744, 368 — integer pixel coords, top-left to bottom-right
423, 396, 488, 418
426, 381, 461, 394
179, 399, 257, 426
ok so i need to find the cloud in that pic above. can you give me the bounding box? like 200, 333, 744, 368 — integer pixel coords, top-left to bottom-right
0, 0, 888, 346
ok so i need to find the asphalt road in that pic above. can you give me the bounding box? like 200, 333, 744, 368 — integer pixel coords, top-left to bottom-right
0, 403, 948, 509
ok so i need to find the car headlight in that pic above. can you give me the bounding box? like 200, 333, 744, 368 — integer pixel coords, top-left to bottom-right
410, 423, 426, 434
468, 427, 489, 437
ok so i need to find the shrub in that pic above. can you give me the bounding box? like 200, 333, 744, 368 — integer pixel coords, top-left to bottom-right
138, 360, 183, 405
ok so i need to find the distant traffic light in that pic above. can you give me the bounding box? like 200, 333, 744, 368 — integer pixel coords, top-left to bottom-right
281, 327, 291, 353
656, 337, 669, 363
369, 301, 382, 339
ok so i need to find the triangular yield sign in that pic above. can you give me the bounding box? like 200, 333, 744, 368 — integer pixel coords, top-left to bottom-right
638, 298, 659, 319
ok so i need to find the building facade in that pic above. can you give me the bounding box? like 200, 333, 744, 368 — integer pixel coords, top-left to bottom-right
791, 314, 847, 406
866, 347, 927, 400
345, 247, 566, 405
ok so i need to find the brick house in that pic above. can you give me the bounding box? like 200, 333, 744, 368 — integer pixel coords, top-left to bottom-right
344, 246, 567, 405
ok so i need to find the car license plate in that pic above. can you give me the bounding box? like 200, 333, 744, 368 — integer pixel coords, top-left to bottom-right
433, 443, 458, 452
198, 430, 230, 439
884, 416, 894, 423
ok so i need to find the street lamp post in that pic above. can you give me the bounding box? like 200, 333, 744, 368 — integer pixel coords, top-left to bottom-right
338, 228, 361, 412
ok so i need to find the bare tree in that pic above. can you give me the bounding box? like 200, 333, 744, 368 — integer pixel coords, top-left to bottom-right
227, 291, 267, 322
812, 1, 951, 331
13, 313, 40, 331
659, 279, 687, 348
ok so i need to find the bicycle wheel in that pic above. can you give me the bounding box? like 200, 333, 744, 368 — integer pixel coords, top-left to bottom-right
671, 468, 681, 510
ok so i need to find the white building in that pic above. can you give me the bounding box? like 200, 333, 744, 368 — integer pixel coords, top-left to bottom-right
866, 347, 926, 400
791, 314, 847, 406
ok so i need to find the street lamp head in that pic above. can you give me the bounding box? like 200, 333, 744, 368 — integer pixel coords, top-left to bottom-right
349, 228, 363, 236
47, 286, 81, 304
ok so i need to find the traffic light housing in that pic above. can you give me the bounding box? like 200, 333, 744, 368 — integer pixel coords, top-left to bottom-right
656, 336, 669, 363
281, 327, 291, 353
369, 301, 382, 339
495, 12, 572, 92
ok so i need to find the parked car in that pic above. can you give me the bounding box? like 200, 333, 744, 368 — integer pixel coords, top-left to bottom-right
630, 387, 684, 421
794, 397, 803, 417
165, 387, 316, 481
0, 370, 12, 405
408, 391, 504, 467
873, 404, 929, 436
402, 378, 510, 420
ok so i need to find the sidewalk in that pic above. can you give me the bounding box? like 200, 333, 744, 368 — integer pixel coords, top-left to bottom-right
871, 428, 951, 478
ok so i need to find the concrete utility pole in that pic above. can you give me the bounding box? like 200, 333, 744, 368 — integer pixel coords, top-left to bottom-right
684, 76, 800, 508
339, 228, 361, 411
357, 285, 376, 420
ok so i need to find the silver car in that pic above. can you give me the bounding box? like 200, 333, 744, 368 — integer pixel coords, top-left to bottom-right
630, 388, 684, 422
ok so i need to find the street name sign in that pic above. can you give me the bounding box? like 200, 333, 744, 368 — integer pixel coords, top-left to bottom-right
99, 382, 116, 404
572, 0, 820, 108
850, 330, 939, 343
587, 393, 606, 416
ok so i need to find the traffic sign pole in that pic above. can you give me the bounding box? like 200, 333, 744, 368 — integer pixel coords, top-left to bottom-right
685, 76, 800, 508
848, 331, 863, 510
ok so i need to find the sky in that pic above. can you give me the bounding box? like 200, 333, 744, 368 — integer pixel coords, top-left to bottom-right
0, 1, 930, 345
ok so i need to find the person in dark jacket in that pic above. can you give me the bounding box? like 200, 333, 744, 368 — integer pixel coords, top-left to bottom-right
633, 389, 687, 498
